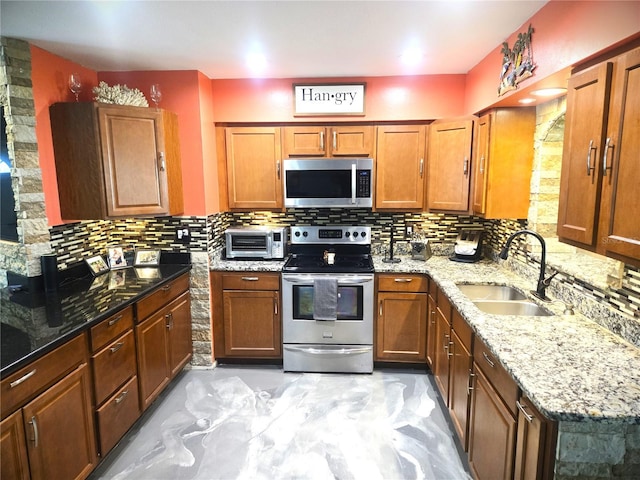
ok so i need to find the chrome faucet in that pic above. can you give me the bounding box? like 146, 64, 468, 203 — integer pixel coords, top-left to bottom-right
498, 229, 558, 301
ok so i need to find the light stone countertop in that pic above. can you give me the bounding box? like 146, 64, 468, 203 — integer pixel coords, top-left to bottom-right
211, 254, 640, 424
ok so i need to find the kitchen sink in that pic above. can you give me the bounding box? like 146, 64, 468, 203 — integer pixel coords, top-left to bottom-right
457, 283, 528, 301
472, 300, 553, 317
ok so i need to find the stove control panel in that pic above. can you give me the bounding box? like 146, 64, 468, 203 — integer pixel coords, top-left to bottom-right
290, 226, 371, 245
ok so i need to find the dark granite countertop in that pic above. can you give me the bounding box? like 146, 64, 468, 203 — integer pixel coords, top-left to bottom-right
1, 264, 191, 379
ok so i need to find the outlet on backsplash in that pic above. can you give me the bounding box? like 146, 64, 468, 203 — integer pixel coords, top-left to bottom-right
176, 227, 191, 244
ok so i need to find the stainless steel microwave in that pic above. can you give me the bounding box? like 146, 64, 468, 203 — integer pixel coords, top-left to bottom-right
283, 158, 373, 208
224, 226, 288, 259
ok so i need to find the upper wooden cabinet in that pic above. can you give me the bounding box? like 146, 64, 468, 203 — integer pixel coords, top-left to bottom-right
375, 125, 427, 210
558, 46, 640, 265
224, 127, 283, 210
427, 117, 475, 212
282, 125, 375, 157
472, 108, 535, 219
49, 102, 184, 220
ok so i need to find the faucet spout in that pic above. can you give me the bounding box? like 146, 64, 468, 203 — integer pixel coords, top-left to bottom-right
499, 229, 553, 301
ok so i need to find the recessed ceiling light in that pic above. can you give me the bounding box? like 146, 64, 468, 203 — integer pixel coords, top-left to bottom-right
518, 98, 536, 104
400, 47, 424, 66
246, 52, 267, 74
531, 88, 567, 97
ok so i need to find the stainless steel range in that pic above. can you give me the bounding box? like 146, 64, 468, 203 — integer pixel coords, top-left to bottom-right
282, 225, 374, 373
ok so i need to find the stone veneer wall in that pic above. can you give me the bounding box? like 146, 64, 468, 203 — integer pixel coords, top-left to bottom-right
0, 37, 52, 284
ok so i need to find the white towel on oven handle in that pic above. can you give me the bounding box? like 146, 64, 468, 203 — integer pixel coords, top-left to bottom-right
313, 278, 338, 321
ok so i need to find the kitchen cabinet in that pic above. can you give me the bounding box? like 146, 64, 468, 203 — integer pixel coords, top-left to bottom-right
427, 117, 475, 212
558, 45, 640, 265
90, 306, 140, 456
472, 108, 535, 219
375, 274, 428, 362
282, 125, 375, 157
136, 274, 192, 411
211, 272, 282, 358
375, 125, 427, 210
49, 102, 184, 220
432, 291, 452, 399
514, 396, 558, 480
468, 336, 519, 480
224, 127, 283, 210
0, 334, 97, 480
448, 308, 473, 451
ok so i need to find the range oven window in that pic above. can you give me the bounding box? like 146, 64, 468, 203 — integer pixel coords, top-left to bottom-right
292, 284, 363, 320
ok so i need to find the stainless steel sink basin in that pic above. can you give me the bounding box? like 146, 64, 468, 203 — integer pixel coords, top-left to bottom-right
472, 300, 553, 317
457, 283, 528, 301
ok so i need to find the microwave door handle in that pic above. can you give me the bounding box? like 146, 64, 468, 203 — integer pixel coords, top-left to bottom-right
351, 163, 357, 204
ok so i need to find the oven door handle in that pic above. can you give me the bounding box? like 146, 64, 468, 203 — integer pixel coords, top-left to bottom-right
282, 275, 373, 285
284, 345, 372, 355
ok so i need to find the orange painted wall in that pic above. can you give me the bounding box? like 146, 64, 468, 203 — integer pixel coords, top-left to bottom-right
210, 75, 467, 123
98, 70, 207, 216
465, 0, 640, 113
30, 45, 99, 226
197, 71, 220, 214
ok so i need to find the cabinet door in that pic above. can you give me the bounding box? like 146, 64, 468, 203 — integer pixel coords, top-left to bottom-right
283, 126, 327, 156
223, 290, 281, 357
376, 125, 426, 209
167, 291, 192, 377
514, 396, 556, 480
23, 364, 97, 480
136, 313, 170, 411
98, 106, 170, 217
225, 127, 283, 209
598, 47, 640, 261
426, 289, 437, 369
375, 292, 427, 362
427, 119, 474, 212
449, 329, 473, 451
472, 114, 490, 215
468, 365, 516, 480
557, 62, 613, 245
1, 410, 30, 480
330, 126, 375, 156
433, 301, 451, 400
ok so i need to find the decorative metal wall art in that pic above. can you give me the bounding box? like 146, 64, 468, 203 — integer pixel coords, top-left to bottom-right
498, 24, 536, 96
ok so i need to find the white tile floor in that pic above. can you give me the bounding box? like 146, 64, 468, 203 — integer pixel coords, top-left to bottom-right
89, 366, 472, 480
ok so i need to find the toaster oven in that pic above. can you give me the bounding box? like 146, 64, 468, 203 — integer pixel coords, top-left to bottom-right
224, 227, 288, 259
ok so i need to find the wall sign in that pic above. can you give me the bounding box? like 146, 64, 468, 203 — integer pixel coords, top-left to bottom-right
293, 83, 365, 116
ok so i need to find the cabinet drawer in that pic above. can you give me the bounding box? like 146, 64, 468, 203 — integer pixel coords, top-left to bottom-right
92, 330, 137, 406
90, 306, 134, 352
96, 375, 140, 456
377, 274, 428, 292
136, 273, 189, 322
1, 334, 87, 418
474, 336, 519, 417
452, 309, 473, 352
222, 273, 280, 291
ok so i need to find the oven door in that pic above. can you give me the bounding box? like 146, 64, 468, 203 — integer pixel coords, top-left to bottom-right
282, 273, 374, 344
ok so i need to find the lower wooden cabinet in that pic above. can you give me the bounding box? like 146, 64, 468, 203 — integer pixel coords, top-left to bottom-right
425, 280, 438, 369
433, 292, 452, 398
211, 271, 282, 359
448, 309, 473, 451
1, 409, 30, 480
95, 376, 141, 456
514, 396, 557, 480
24, 364, 97, 480
375, 274, 428, 362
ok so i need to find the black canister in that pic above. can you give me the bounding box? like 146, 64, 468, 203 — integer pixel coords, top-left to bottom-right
41, 253, 59, 293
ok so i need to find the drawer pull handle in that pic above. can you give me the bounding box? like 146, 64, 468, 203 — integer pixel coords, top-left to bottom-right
517, 400, 534, 423
586, 139, 596, 176
602, 137, 613, 176
162, 285, 171, 292
379, 300, 383, 317
482, 351, 495, 368
447, 341, 454, 358
241, 276, 259, 281
108, 314, 123, 326
115, 390, 129, 404
110, 342, 124, 353
394, 278, 413, 283
467, 371, 476, 396
165, 312, 174, 329
10, 369, 36, 388
29, 416, 39, 448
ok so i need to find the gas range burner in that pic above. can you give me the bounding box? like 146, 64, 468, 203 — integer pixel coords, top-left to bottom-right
284, 225, 373, 274
283, 253, 374, 274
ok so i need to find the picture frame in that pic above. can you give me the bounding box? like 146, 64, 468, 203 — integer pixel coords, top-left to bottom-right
107, 246, 128, 269
85, 255, 109, 276
293, 83, 366, 116
134, 249, 161, 266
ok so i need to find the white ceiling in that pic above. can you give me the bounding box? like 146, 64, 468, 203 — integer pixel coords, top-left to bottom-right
1, 0, 548, 79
